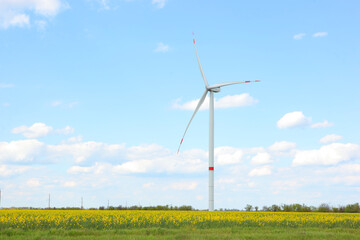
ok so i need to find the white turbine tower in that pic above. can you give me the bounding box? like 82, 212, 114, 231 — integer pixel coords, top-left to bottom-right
177, 34, 260, 211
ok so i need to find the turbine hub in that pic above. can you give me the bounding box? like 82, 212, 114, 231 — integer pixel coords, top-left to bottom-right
210, 87, 221, 93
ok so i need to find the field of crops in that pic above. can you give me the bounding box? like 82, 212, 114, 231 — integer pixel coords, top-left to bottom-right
1, 210, 360, 230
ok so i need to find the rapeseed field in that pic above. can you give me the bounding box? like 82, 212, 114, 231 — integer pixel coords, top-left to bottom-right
0, 210, 359, 230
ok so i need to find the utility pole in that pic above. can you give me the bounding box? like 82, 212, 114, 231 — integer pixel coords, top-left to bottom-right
81, 197, 83, 209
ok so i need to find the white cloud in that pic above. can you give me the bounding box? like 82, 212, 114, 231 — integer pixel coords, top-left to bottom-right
247, 182, 256, 187
268, 141, 296, 152
272, 180, 301, 192
277, 111, 311, 129
0, 164, 33, 176
310, 120, 334, 128
3, 13, 29, 28
126, 144, 171, 160
143, 182, 155, 189
2, 102, 10, 107
0, 0, 67, 29
27, 178, 40, 187
55, 126, 74, 135
113, 148, 207, 174
173, 93, 258, 111
248, 165, 272, 176
251, 152, 272, 165
12, 123, 53, 138
50, 142, 125, 163
293, 143, 360, 166
63, 144, 205, 174
67, 165, 94, 174
63, 181, 77, 187
321, 164, 360, 174
152, 0, 167, 9
215, 147, 243, 165
67, 135, 83, 143
293, 33, 306, 40
154, 42, 169, 52
165, 182, 198, 191
331, 176, 360, 185
0, 139, 45, 163
65, 145, 273, 176
320, 134, 343, 144
218, 178, 235, 184
277, 111, 333, 129
313, 32, 328, 37
12, 123, 74, 138
113, 160, 151, 174
68, 162, 110, 175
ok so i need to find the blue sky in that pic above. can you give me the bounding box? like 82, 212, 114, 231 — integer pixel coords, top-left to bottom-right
0, 0, 359, 209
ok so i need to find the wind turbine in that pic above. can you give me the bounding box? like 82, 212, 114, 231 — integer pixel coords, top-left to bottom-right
177, 34, 260, 211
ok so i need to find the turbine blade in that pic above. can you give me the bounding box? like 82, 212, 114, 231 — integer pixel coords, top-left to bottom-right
177, 89, 208, 154
193, 33, 209, 87
208, 80, 260, 89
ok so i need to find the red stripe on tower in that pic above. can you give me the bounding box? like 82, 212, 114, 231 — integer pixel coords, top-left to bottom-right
209, 167, 214, 170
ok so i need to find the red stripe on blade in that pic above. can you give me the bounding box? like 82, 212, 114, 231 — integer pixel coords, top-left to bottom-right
255, 80, 260, 82
209, 167, 214, 170
245, 81, 251, 83
180, 139, 183, 144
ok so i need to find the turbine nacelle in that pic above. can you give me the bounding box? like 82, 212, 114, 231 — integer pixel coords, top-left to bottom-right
208, 87, 221, 93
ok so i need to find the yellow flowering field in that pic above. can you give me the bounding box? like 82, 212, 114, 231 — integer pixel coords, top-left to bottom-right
0, 210, 359, 230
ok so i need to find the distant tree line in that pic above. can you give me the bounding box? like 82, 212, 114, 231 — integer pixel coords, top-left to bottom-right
3, 203, 359, 213
98, 205, 193, 211
241, 203, 360, 213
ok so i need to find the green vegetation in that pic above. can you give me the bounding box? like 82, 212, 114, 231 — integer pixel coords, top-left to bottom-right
1, 227, 360, 239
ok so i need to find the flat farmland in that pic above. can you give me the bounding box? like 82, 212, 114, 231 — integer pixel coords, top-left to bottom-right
1, 210, 360, 239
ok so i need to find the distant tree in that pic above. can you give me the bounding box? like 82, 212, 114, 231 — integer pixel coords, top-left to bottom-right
245, 204, 253, 211
281, 204, 291, 212
270, 204, 281, 212
310, 206, 317, 212
339, 205, 346, 213
255, 206, 259, 211
178, 205, 193, 211
318, 203, 331, 212
293, 204, 302, 212
345, 203, 360, 213
301, 204, 311, 212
